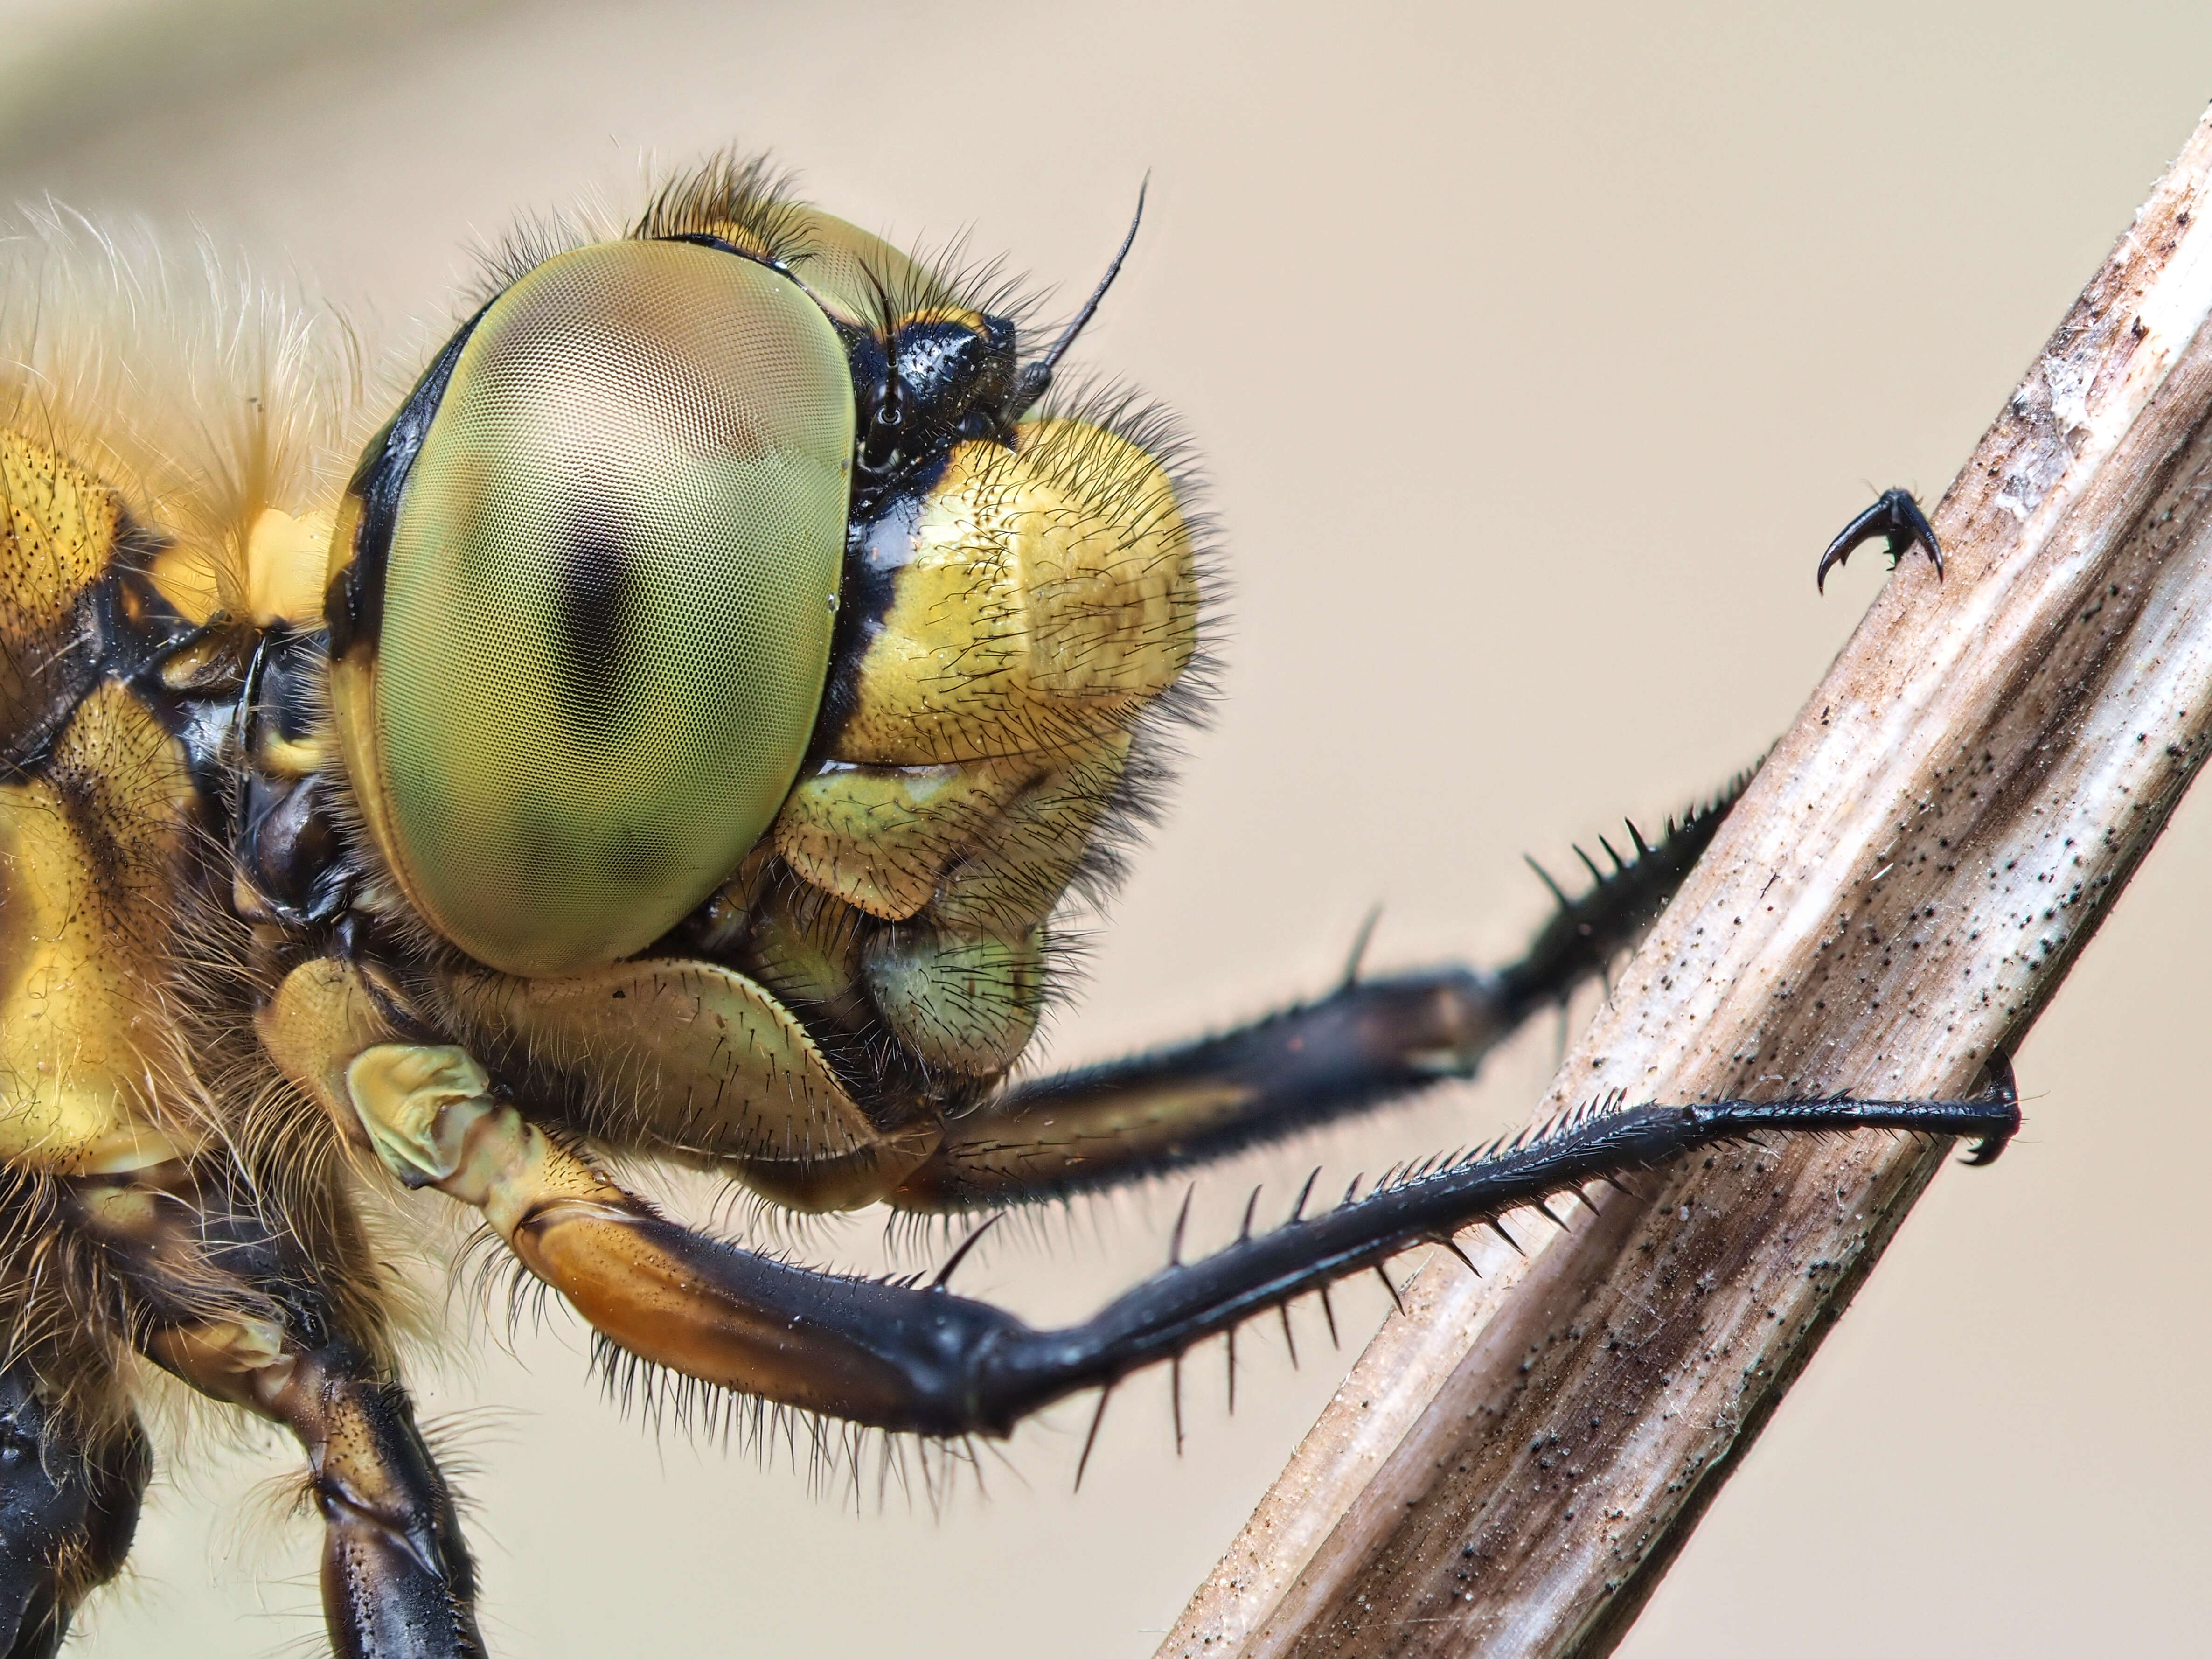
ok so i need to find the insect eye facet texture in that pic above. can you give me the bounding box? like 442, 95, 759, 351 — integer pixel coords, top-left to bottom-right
353, 238, 854, 976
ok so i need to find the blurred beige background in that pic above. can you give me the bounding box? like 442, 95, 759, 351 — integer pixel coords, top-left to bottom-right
3, 1, 2209, 1654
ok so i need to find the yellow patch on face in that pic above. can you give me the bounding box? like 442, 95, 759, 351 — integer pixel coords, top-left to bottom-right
244, 505, 334, 626
831, 422, 1198, 767
772, 753, 1054, 920
928, 733, 1132, 934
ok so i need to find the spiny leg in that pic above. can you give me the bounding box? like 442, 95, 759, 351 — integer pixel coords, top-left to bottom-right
894, 787, 1742, 1210
68, 1160, 485, 1659
346, 1037, 2016, 1439
0, 1364, 146, 1659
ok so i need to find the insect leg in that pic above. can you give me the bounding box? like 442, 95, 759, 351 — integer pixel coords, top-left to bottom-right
347, 1038, 2015, 1438
891, 966, 1515, 1208
0, 1363, 146, 1659
894, 785, 1743, 1209
70, 1160, 486, 1659
1816, 486, 1942, 592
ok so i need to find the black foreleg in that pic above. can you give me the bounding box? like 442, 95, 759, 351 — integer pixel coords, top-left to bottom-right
1816, 486, 1943, 591
400, 1060, 2016, 1441
0, 1366, 145, 1659
964, 1081, 2017, 1428
895, 785, 1743, 1208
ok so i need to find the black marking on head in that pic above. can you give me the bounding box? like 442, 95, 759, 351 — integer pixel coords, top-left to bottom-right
896, 318, 1018, 422
803, 483, 938, 768
851, 316, 1020, 514
324, 307, 487, 660
657, 230, 757, 261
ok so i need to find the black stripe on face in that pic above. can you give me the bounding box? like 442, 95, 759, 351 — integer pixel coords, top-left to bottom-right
326, 308, 486, 661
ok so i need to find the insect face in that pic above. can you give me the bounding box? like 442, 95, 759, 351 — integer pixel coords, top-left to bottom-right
320, 190, 1177, 1002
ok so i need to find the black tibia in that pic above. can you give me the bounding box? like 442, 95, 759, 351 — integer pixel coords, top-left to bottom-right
1817, 486, 1942, 592
892, 789, 1741, 1210
893, 969, 1514, 1210
555, 1075, 2017, 1438
0, 1367, 146, 1659
1495, 790, 1739, 1017
76, 1165, 485, 1659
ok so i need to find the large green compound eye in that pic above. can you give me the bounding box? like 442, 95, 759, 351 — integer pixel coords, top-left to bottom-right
371, 240, 853, 978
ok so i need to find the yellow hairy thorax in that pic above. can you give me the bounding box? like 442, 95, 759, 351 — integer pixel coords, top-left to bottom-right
0, 680, 201, 1173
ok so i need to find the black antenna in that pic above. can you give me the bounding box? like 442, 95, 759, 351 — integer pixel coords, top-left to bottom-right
1011, 176, 1148, 414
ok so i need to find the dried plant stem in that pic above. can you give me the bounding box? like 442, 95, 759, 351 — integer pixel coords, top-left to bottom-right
1161, 100, 2212, 1659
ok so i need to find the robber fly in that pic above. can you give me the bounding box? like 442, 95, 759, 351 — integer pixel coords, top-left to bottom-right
0, 155, 2008, 1655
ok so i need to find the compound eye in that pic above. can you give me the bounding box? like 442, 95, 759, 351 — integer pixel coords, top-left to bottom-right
365, 240, 853, 977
